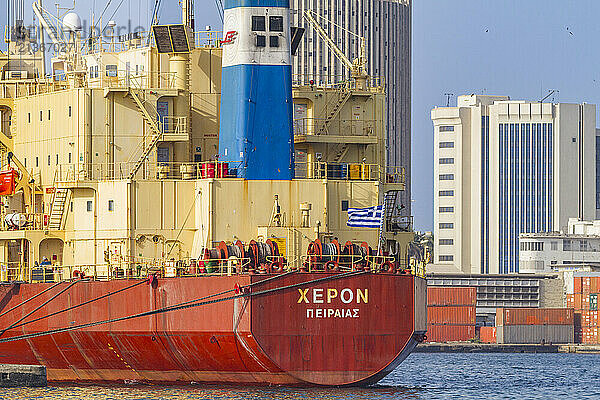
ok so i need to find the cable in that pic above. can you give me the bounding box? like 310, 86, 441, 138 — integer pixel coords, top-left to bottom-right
0, 271, 365, 344
0, 279, 82, 337
0, 281, 62, 318
6, 278, 148, 331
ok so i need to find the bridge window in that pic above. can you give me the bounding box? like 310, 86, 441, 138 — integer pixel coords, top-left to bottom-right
270, 36, 279, 47
108, 200, 114, 211
256, 35, 266, 47
86, 201, 92, 212
252, 16, 266, 31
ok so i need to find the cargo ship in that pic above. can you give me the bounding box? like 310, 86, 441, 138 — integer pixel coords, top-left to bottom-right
0, 0, 426, 386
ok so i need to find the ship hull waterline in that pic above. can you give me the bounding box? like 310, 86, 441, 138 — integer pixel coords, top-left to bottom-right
0, 273, 424, 386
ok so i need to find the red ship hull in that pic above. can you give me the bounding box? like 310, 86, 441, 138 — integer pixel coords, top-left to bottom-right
0, 273, 426, 386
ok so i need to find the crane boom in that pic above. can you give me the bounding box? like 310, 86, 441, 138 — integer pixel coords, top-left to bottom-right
303, 10, 367, 79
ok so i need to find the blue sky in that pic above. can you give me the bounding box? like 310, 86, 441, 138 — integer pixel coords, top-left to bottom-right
2, 0, 599, 231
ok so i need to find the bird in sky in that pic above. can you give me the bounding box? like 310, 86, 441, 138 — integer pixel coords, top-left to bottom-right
566, 27, 574, 36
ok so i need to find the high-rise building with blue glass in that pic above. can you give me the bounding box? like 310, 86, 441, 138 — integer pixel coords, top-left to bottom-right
431, 95, 596, 274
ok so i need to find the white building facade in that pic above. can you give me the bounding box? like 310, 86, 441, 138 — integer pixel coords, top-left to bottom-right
290, 0, 412, 214
431, 95, 596, 274
520, 218, 600, 273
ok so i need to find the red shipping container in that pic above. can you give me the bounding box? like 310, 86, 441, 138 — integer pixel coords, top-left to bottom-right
427, 287, 476, 307
574, 293, 583, 310
583, 278, 591, 296
480, 327, 496, 343
428, 306, 476, 325
496, 308, 574, 326
574, 277, 582, 294
582, 327, 599, 344
425, 324, 475, 342
591, 278, 599, 293
566, 294, 574, 308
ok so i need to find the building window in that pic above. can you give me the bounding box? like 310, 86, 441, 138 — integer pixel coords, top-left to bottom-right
256, 35, 266, 47
439, 125, 454, 132
439, 141, 454, 148
580, 240, 589, 252
86, 201, 92, 212
108, 200, 114, 211
439, 174, 454, 180
439, 158, 454, 164
439, 190, 454, 197
439, 223, 454, 229
439, 207, 454, 213
563, 239, 572, 251
439, 255, 454, 261
269, 16, 283, 32
551, 241, 558, 251
439, 239, 454, 245
252, 16, 266, 31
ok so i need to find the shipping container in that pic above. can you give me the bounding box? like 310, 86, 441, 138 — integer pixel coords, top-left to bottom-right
566, 294, 574, 309
425, 324, 475, 343
496, 308, 574, 326
574, 293, 583, 310
591, 294, 598, 311
480, 326, 496, 343
427, 287, 477, 307
496, 324, 574, 344
574, 277, 582, 294
582, 327, 599, 344
428, 306, 476, 325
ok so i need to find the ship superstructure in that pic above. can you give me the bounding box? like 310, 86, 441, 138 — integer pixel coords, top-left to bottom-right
0, 0, 425, 386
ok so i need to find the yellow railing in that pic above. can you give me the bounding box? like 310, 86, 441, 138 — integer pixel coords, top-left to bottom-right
293, 118, 378, 137
292, 74, 385, 92
0, 252, 425, 284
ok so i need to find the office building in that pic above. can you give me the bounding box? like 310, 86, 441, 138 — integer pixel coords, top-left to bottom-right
290, 0, 412, 214
431, 95, 596, 274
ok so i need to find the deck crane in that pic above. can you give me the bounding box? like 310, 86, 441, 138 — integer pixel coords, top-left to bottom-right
303, 10, 368, 88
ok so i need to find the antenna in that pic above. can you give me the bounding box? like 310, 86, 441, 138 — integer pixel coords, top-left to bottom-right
444, 93, 454, 107
540, 89, 559, 103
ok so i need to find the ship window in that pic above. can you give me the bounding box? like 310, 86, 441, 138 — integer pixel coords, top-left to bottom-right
269, 36, 279, 47
68, 153, 72, 163
47, 155, 50, 166
68, 106, 72, 117
70, 202, 73, 212
252, 16, 266, 31
24, 158, 26, 167
86, 201, 92, 212
48, 110, 51, 120
108, 200, 114, 211
35, 157, 38, 167
56, 154, 59, 165
106, 65, 117, 77
269, 16, 283, 32
256, 35, 266, 47
341, 200, 349, 211
40, 111, 42, 121
28, 113, 30, 123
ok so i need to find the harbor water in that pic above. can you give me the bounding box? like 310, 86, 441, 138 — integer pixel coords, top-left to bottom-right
0, 353, 599, 399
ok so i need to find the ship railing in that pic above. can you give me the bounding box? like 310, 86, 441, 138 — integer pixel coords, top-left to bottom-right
194, 30, 222, 48
299, 253, 425, 277
88, 69, 178, 90
294, 162, 406, 184
0, 213, 46, 231
80, 31, 153, 55
292, 74, 385, 92
293, 118, 378, 137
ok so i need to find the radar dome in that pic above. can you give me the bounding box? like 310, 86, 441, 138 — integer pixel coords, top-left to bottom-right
63, 12, 82, 32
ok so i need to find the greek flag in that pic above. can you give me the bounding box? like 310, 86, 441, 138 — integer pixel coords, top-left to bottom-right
347, 205, 384, 228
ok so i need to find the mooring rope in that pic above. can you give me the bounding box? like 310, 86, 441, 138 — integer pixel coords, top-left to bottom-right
0, 281, 63, 318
